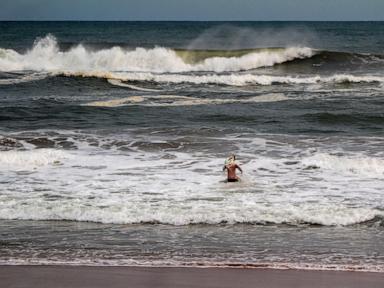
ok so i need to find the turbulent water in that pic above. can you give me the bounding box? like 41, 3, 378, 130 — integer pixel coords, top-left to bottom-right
1, 21, 384, 271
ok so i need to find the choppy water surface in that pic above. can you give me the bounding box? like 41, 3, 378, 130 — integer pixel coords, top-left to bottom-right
0, 21, 384, 271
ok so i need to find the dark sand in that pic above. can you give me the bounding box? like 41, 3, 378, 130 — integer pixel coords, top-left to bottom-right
1, 266, 384, 288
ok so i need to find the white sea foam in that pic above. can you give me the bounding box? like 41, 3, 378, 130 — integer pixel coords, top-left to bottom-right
302, 153, 384, 177
0, 35, 313, 73
0, 149, 69, 170
2, 258, 383, 273
84, 93, 288, 107
2, 35, 383, 87
0, 134, 383, 226
0, 200, 381, 226
63, 71, 384, 87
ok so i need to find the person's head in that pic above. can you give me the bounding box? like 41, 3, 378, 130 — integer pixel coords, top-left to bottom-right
225, 154, 236, 166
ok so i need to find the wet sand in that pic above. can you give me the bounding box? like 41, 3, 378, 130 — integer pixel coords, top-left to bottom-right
1, 266, 384, 288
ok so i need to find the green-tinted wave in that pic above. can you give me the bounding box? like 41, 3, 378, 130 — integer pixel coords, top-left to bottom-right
174, 47, 286, 63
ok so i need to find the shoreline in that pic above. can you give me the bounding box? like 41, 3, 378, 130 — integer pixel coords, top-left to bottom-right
1, 262, 384, 273
1, 265, 384, 288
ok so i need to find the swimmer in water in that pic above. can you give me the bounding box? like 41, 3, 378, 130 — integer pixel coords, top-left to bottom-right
223, 154, 243, 182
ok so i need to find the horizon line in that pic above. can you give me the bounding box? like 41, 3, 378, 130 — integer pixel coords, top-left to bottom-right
1, 20, 384, 22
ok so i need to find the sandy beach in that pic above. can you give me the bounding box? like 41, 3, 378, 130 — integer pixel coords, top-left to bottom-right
1, 266, 384, 288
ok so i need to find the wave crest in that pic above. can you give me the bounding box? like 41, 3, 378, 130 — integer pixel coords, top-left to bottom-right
0, 35, 313, 73
0, 200, 382, 226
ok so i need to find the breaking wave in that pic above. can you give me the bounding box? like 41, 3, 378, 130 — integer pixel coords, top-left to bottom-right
0, 199, 382, 226
0, 34, 313, 73
1, 35, 383, 87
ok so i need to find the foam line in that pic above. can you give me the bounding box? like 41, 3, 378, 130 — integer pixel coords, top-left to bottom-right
84, 93, 288, 107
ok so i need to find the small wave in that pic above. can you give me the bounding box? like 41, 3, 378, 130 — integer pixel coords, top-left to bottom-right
0, 72, 49, 85
85, 96, 146, 107
107, 79, 161, 91
1, 258, 383, 273
1, 257, 383, 273
0, 200, 382, 226
84, 93, 288, 107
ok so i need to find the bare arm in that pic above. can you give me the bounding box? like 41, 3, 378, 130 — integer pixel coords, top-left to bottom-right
236, 165, 243, 174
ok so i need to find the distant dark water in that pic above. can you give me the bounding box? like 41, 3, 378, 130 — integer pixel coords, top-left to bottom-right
0, 21, 383, 271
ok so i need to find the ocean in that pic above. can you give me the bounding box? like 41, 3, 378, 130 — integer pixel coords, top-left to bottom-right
0, 21, 383, 271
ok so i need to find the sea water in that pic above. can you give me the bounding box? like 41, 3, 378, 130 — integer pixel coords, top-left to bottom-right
0, 21, 384, 271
